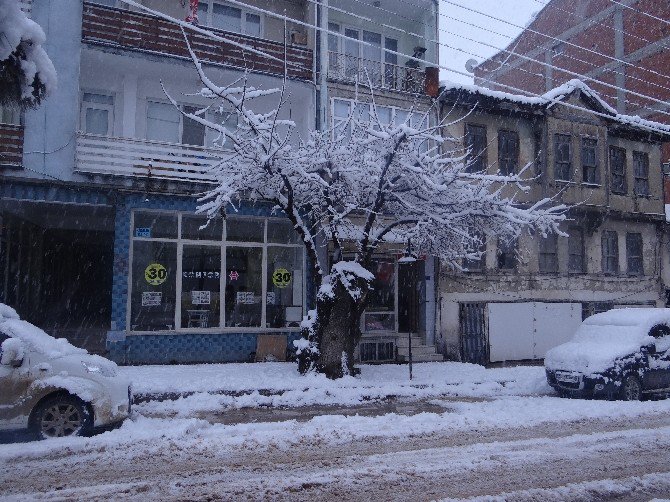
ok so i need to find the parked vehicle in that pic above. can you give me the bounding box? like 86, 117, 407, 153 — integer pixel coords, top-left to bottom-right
0, 304, 131, 439
545, 308, 670, 400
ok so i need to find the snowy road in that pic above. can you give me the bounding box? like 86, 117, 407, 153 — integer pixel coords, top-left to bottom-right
2, 396, 670, 501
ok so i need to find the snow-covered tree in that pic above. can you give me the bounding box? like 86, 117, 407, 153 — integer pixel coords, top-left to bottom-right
0, 0, 56, 107
170, 30, 567, 379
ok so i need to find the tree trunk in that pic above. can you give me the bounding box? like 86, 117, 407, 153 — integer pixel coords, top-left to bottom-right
297, 271, 369, 379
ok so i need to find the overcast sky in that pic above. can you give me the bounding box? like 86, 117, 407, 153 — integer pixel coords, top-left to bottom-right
438, 0, 551, 85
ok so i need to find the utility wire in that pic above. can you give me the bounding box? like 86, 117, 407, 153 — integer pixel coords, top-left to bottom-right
120, 0, 670, 136
313, 0, 670, 117
440, 0, 670, 82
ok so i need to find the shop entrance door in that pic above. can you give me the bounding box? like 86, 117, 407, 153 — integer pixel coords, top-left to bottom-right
398, 260, 424, 334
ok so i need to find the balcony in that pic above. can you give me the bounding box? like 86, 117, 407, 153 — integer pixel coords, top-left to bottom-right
0, 124, 24, 169
327, 52, 436, 95
75, 133, 222, 183
81, 2, 313, 81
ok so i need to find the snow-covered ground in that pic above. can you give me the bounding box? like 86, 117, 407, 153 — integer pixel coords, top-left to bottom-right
2, 362, 670, 500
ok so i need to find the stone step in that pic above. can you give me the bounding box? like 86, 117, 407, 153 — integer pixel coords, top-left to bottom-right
397, 344, 440, 357
397, 352, 444, 363
395, 336, 425, 348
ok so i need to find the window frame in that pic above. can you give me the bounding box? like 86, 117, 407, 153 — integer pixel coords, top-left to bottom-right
538, 233, 559, 274
554, 133, 572, 181
127, 210, 306, 333
80, 91, 115, 136
496, 237, 517, 271
498, 129, 519, 176
633, 151, 650, 197
609, 145, 627, 195
197, 0, 264, 38
581, 136, 598, 185
601, 230, 619, 275
625, 232, 644, 276
465, 123, 487, 173
568, 227, 585, 274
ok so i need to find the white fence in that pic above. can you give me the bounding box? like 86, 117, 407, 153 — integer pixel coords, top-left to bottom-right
75, 133, 225, 183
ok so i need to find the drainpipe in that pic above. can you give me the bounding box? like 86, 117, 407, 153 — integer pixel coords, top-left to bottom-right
316, 0, 329, 131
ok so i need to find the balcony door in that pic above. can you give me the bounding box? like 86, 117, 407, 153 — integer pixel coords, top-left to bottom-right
81, 93, 114, 136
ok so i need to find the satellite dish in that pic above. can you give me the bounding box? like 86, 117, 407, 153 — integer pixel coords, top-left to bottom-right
465, 58, 479, 73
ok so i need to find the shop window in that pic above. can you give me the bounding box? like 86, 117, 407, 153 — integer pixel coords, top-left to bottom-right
538, 233, 558, 273
601, 230, 619, 274
225, 247, 262, 327
626, 232, 643, 276
581, 138, 598, 184
181, 245, 221, 328
498, 130, 518, 176
130, 241, 177, 331
81, 93, 114, 136
610, 146, 626, 194
568, 227, 585, 274
465, 123, 487, 173
364, 258, 396, 332
554, 134, 571, 181
129, 212, 304, 331
266, 247, 304, 328
633, 151, 649, 196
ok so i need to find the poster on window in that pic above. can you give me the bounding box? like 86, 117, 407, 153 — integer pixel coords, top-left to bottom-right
191, 290, 211, 305
236, 291, 255, 304
141, 291, 162, 307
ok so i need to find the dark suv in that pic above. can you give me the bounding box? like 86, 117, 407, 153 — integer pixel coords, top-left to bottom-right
545, 308, 670, 400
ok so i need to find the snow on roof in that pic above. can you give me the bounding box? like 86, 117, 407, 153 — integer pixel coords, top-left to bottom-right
441, 79, 670, 137
0, 303, 87, 359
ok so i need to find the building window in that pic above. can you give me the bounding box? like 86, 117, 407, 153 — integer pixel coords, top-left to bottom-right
568, 227, 585, 273
497, 238, 517, 271
129, 212, 304, 331
538, 233, 558, 273
146, 102, 215, 147
0, 105, 22, 126
198, 1, 262, 37
601, 230, 619, 274
626, 232, 643, 276
554, 133, 571, 181
581, 138, 598, 184
633, 151, 649, 196
465, 124, 487, 173
610, 146, 626, 194
463, 232, 486, 272
81, 93, 114, 136
498, 130, 519, 176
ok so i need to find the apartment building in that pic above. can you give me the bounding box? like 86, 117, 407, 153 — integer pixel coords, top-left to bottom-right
0, 0, 440, 365
473, 0, 670, 162
438, 80, 668, 365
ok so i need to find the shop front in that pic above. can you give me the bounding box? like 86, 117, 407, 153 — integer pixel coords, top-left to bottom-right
107, 195, 307, 365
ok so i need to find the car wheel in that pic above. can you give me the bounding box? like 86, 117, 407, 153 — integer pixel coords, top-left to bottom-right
31, 395, 91, 440
620, 375, 642, 401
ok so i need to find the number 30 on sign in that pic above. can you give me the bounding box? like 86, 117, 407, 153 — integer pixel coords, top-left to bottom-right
145, 263, 167, 286
272, 268, 292, 288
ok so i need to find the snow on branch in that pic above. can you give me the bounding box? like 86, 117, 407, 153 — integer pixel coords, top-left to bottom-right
169, 31, 567, 284
0, 0, 56, 106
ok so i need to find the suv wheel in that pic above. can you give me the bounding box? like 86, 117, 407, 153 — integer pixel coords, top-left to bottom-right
31, 395, 91, 439
620, 375, 642, 401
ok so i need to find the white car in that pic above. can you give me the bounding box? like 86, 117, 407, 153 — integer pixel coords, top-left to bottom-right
0, 303, 131, 439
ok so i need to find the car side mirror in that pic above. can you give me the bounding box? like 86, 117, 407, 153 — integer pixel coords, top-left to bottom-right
0, 338, 25, 367
644, 343, 656, 355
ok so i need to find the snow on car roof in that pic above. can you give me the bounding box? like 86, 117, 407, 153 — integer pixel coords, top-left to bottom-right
582, 308, 670, 329
0, 303, 87, 359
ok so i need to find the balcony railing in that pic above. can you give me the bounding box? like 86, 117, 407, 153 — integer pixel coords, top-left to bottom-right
327, 52, 426, 94
0, 124, 24, 168
81, 2, 313, 81
75, 133, 224, 183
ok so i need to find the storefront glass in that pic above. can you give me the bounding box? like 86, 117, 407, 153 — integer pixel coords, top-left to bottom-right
128, 211, 304, 331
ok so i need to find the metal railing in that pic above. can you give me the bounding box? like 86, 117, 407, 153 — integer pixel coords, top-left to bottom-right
327, 51, 426, 94
75, 133, 225, 183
